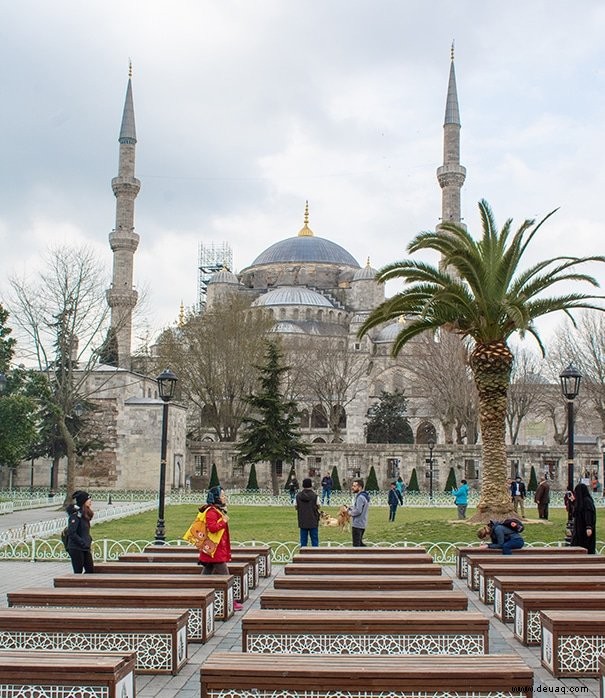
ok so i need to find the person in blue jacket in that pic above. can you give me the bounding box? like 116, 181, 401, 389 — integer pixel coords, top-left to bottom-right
478, 519, 524, 555
451, 479, 469, 519
387, 482, 404, 522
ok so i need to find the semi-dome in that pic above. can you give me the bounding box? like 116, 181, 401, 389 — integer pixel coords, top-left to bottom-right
207, 269, 239, 285
375, 321, 404, 344
353, 258, 378, 281
252, 286, 333, 308
248, 203, 360, 269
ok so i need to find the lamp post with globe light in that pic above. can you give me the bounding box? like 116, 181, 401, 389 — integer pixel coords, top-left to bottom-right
155, 368, 178, 543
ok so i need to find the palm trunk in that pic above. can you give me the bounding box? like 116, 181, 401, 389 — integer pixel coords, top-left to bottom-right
469, 340, 516, 522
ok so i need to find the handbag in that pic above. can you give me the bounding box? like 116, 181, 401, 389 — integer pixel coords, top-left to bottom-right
183, 509, 223, 557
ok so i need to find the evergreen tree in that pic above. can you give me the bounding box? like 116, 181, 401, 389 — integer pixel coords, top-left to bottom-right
208, 462, 220, 489
98, 327, 119, 367
246, 463, 259, 491
365, 391, 413, 443
444, 467, 458, 492
237, 341, 310, 495
365, 465, 379, 492
408, 468, 420, 493
0, 303, 16, 373
528, 465, 538, 493
331, 465, 341, 491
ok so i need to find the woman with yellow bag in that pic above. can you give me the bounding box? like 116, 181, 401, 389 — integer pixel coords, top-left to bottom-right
194, 486, 243, 611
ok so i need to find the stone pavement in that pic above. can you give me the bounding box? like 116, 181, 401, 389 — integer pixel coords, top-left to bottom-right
0, 504, 600, 697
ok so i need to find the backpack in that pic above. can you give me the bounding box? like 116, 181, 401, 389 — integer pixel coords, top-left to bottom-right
60, 527, 69, 551
501, 517, 524, 533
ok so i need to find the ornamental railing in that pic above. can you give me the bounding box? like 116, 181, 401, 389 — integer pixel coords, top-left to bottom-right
0, 537, 598, 565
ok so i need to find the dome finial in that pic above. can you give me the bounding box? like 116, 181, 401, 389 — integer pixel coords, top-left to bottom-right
450, 40, 455, 61
297, 200, 314, 236
128, 59, 133, 79
178, 301, 185, 327
366, 257, 371, 267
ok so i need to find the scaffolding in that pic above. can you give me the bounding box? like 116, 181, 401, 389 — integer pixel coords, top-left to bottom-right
198, 241, 233, 310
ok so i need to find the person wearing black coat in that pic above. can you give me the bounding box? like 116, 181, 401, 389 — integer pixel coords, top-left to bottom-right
571, 482, 597, 554
66, 490, 95, 573
295, 478, 320, 547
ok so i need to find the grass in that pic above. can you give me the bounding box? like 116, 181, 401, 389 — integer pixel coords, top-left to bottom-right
90, 504, 570, 546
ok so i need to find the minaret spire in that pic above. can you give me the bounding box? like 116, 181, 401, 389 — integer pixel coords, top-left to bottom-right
106, 65, 141, 369
436, 44, 466, 226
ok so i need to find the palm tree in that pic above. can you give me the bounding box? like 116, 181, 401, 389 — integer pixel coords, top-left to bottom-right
360, 199, 605, 520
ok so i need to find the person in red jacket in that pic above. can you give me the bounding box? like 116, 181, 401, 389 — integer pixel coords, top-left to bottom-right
197, 485, 243, 610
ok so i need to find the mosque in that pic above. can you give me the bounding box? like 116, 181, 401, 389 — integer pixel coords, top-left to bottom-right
8, 55, 602, 495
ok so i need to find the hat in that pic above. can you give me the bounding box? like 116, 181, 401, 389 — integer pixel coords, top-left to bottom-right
206, 486, 222, 504
73, 490, 90, 508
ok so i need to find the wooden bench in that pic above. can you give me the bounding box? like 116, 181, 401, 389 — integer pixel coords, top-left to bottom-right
53, 573, 235, 620
284, 562, 442, 575
541, 610, 605, 678
455, 545, 587, 579
296, 545, 427, 555
94, 560, 250, 601
274, 574, 453, 591
513, 590, 605, 646
146, 543, 273, 577
242, 609, 489, 654
0, 650, 136, 698
260, 588, 468, 610
477, 560, 605, 604
0, 607, 187, 674
465, 552, 595, 591
119, 551, 260, 589
493, 575, 605, 623
7, 586, 215, 643
292, 552, 434, 564
200, 653, 533, 698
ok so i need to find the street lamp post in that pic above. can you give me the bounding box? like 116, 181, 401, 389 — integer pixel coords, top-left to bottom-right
560, 364, 582, 493
427, 436, 436, 503
155, 368, 178, 543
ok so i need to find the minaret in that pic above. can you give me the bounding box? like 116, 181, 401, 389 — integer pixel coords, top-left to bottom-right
436, 43, 466, 226
106, 63, 140, 369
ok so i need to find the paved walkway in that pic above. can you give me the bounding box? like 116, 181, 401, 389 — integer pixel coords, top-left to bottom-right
0, 505, 600, 696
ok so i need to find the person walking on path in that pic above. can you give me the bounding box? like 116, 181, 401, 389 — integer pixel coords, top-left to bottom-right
348, 478, 370, 546
387, 482, 403, 522
534, 474, 550, 520
321, 473, 333, 505
196, 486, 243, 610
296, 478, 320, 547
396, 476, 406, 499
451, 479, 469, 519
66, 490, 95, 574
571, 482, 597, 554
511, 476, 526, 517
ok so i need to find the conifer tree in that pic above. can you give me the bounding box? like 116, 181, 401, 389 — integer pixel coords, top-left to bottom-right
208, 462, 220, 489
246, 463, 259, 491
528, 466, 538, 493
331, 465, 341, 491
365, 465, 379, 492
444, 467, 458, 492
237, 341, 310, 495
408, 468, 420, 493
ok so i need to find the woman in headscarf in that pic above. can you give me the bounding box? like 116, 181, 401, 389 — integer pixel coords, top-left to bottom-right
66, 490, 95, 573
571, 482, 597, 554
197, 486, 243, 610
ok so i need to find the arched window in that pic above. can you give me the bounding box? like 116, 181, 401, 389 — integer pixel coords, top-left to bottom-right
200, 404, 216, 427
298, 409, 310, 428
332, 404, 347, 429
311, 404, 328, 429
313, 437, 326, 444
416, 421, 437, 444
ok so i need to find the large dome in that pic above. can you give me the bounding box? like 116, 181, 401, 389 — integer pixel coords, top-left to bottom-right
251, 235, 359, 267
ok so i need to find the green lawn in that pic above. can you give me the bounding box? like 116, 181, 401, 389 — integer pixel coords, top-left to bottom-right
91, 504, 570, 546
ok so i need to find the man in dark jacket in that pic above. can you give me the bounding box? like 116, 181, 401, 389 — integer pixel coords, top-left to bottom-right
510, 476, 526, 517
295, 478, 320, 547
66, 490, 95, 573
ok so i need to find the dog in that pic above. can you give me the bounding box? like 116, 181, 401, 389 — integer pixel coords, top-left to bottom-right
319, 506, 352, 532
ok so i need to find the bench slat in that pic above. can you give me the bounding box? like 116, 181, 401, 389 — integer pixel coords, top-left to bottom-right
283, 562, 441, 575
260, 589, 468, 610
274, 574, 453, 590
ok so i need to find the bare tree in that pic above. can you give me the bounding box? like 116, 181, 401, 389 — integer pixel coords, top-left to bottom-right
301, 338, 367, 440
8, 245, 112, 504
408, 331, 479, 444
506, 347, 546, 444
153, 296, 273, 441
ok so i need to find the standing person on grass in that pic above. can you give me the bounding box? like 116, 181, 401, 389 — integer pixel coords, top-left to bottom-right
296, 478, 320, 547
348, 478, 370, 546
197, 486, 243, 610
571, 482, 597, 554
387, 482, 403, 522
66, 490, 95, 574
451, 479, 469, 520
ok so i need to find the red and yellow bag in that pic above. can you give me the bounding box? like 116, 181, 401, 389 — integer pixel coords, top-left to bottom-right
183, 509, 225, 557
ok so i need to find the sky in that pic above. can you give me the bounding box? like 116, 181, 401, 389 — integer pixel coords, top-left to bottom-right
2, 0, 605, 353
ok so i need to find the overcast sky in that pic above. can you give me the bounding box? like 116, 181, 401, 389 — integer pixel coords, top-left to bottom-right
2, 0, 605, 352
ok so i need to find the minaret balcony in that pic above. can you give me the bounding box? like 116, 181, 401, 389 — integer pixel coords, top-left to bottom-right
106, 287, 138, 309
109, 229, 140, 252
111, 176, 141, 197
437, 164, 466, 188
